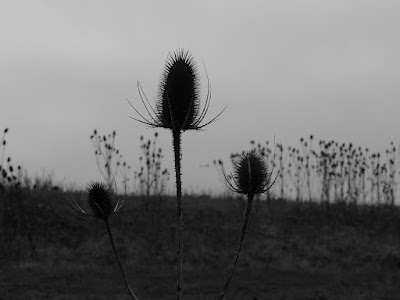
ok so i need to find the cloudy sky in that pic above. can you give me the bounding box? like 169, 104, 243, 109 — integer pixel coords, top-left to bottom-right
1, 0, 400, 194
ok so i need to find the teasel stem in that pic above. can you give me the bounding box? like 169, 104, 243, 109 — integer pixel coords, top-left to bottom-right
104, 218, 139, 300
172, 130, 183, 300
218, 194, 254, 300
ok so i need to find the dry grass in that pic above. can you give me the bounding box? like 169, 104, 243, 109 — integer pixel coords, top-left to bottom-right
1, 190, 400, 299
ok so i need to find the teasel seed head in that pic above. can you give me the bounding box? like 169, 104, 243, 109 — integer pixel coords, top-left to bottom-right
155, 49, 200, 130
68, 181, 124, 221
129, 49, 225, 132
223, 150, 276, 198
85, 182, 115, 220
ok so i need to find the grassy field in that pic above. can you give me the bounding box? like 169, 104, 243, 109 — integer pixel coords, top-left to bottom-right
1, 189, 400, 299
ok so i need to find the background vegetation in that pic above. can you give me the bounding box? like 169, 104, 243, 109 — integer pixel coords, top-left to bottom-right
1, 128, 400, 299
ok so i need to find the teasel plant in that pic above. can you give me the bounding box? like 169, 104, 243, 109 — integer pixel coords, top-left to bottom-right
128, 49, 224, 299
219, 150, 277, 300
67, 182, 139, 300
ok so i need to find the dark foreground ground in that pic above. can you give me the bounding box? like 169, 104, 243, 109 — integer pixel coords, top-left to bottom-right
1, 189, 400, 299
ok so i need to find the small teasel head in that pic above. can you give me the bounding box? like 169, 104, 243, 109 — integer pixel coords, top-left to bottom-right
68, 181, 124, 221
129, 49, 225, 132
86, 182, 115, 220
223, 150, 276, 198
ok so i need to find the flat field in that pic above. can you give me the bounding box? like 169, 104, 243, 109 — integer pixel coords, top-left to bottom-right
1, 190, 400, 299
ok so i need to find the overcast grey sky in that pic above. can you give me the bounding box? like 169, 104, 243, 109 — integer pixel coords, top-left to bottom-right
1, 0, 400, 194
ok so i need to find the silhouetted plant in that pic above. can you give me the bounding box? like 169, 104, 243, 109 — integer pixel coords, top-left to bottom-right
68, 182, 138, 299
249, 140, 277, 201
382, 142, 397, 205
90, 129, 131, 188
316, 140, 336, 203
119, 160, 131, 191
0, 128, 37, 259
225, 137, 400, 205
277, 143, 285, 199
229, 140, 281, 203
0, 127, 8, 181
0, 127, 22, 192
0, 128, 21, 191
129, 49, 223, 299
219, 150, 276, 299
287, 145, 303, 203
370, 152, 382, 204
134, 132, 170, 198
300, 135, 314, 202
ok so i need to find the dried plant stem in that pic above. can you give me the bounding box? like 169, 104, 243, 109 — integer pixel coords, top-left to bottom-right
172, 130, 183, 300
104, 219, 139, 300
218, 195, 254, 300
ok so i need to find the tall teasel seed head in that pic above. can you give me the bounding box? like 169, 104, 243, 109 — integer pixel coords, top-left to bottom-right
129, 49, 224, 132
223, 150, 275, 197
157, 50, 200, 130
68, 182, 124, 221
